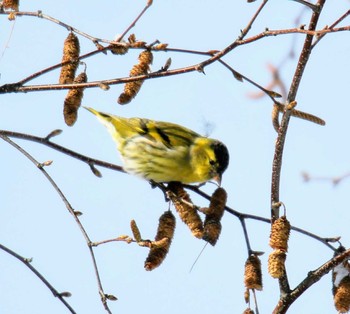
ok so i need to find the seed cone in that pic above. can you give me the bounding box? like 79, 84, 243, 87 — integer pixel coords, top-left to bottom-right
118, 50, 153, 105
202, 187, 227, 245
167, 182, 203, 239
63, 72, 87, 126
332, 248, 350, 314
268, 249, 286, 279
206, 187, 227, 217
3, 0, 19, 10
144, 211, 176, 271
269, 216, 291, 251
334, 276, 350, 313
202, 219, 222, 246
244, 254, 263, 291
59, 32, 80, 84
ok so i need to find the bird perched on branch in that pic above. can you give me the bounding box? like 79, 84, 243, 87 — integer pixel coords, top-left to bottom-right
85, 107, 229, 185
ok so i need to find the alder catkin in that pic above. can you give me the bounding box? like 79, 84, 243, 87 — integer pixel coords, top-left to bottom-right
206, 187, 227, 217
269, 215, 291, 251
334, 276, 350, 313
202, 219, 221, 246
144, 211, 176, 271
63, 72, 87, 126
332, 250, 350, 314
118, 50, 153, 105
244, 254, 263, 291
153, 43, 168, 51
167, 182, 203, 239
130, 220, 142, 242
268, 249, 286, 279
3, 0, 19, 10
109, 43, 129, 55
202, 187, 227, 245
59, 32, 80, 84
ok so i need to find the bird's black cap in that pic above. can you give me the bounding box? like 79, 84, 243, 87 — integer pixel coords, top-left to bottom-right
212, 141, 229, 175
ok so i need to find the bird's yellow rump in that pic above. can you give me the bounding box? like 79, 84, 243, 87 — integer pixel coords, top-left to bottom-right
85, 107, 229, 184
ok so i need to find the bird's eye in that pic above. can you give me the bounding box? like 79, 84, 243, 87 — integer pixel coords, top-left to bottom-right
209, 159, 215, 166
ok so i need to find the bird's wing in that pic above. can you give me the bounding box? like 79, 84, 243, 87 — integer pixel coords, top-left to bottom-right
145, 120, 200, 148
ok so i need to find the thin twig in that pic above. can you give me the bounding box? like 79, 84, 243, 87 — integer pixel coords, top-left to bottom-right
184, 185, 335, 250
0, 3, 152, 45
1, 24, 348, 94
0, 1, 152, 87
1, 11, 110, 43
240, 0, 268, 39
0, 243, 77, 314
269, 0, 326, 304
114, 0, 153, 42
1, 130, 336, 252
0, 129, 124, 174
271, 0, 326, 220
0, 13, 348, 95
16, 48, 104, 86
239, 217, 252, 255
311, 9, 350, 49
0, 134, 114, 314
273, 248, 350, 314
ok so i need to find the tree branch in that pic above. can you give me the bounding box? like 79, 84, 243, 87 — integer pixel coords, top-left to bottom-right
273, 248, 350, 314
0, 134, 115, 314
0, 242, 77, 314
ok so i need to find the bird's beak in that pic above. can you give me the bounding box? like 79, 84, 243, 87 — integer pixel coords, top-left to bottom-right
212, 173, 222, 186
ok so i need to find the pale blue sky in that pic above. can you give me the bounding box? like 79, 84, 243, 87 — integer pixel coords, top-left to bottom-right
1, 1, 350, 313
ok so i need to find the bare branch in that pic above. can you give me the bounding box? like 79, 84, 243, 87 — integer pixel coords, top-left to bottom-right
0, 242, 77, 314
273, 248, 350, 314
0, 134, 114, 313
0, 129, 124, 174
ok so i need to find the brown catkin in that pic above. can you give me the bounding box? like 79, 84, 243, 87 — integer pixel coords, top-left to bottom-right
138, 50, 153, 66
130, 41, 147, 48
207, 187, 227, 217
334, 276, 350, 313
118, 50, 153, 105
63, 72, 87, 126
242, 309, 254, 314
144, 211, 176, 271
153, 43, 168, 51
130, 220, 142, 242
59, 32, 80, 84
109, 43, 129, 55
167, 182, 203, 239
244, 288, 250, 304
272, 104, 280, 133
202, 187, 227, 246
3, 0, 19, 10
244, 255, 263, 291
269, 216, 291, 251
268, 249, 286, 279
202, 219, 221, 246
117, 93, 133, 105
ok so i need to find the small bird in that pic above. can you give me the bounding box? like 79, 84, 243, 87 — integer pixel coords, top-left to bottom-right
85, 107, 229, 185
